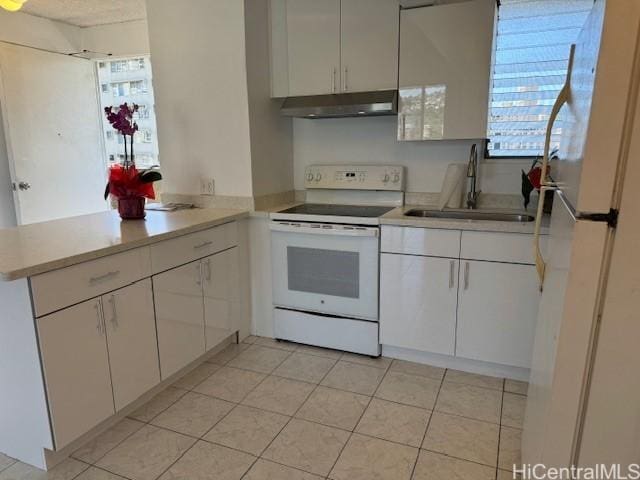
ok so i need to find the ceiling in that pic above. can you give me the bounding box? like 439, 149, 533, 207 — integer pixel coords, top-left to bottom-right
21, 0, 146, 28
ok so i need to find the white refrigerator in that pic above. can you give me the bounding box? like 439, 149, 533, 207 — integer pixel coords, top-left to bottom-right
524, 0, 640, 468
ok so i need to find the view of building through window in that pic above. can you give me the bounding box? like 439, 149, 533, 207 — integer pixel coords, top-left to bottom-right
97, 57, 159, 169
487, 0, 593, 157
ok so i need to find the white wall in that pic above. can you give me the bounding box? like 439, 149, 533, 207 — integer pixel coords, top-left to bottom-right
244, 0, 293, 197
0, 10, 81, 53
145, 0, 254, 197
81, 20, 150, 57
293, 116, 530, 195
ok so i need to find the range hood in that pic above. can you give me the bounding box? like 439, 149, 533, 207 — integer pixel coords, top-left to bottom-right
280, 90, 398, 119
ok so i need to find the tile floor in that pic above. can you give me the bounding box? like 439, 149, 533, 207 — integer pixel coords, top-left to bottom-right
0, 336, 527, 480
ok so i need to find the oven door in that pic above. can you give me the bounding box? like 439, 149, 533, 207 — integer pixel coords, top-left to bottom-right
270, 221, 380, 321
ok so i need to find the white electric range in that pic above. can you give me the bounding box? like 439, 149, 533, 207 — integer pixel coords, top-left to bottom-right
269, 165, 405, 356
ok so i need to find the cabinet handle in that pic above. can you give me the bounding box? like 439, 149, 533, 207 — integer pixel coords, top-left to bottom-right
89, 271, 120, 285
194, 241, 213, 250
464, 262, 470, 290
204, 258, 211, 282
332, 67, 337, 93
94, 300, 104, 336
343, 66, 348, 92
108, 294, 118, 329
401, 114, 406, 140
449, 260, 455, 289
196, 263, 202, 286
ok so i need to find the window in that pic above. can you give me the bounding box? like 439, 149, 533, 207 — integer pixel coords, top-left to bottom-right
487, 0, 594, 157
96, 56, 160, 170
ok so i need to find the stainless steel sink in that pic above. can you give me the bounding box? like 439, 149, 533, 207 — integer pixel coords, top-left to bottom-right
404, 209, 535, 222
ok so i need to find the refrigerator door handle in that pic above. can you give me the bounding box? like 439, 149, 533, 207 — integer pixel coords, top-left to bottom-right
534, 45, 576, 289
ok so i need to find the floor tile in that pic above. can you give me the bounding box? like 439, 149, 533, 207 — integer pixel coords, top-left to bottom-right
204, 405, 289, 455
128, 387, 188, 423
96, 425, 195, 480
193, 366, 265, 403
389, 360, 445, 381
355, 398, 430, 447
412, 450, 495, 480
241, 376, 315, 416
151, 391, 234, 437
252, 337, 298, 351
445, 370, 504, 391
340, 352, 392, 370
296, 386, 369, 431
0, 458, 88, 480
242, 335, 258, 344
504, 379, 528, 396
375, 372, 440, 409
320, 361, 386, 395
435, 382, 502, 424
262, 419, 350, 476
227, 345, 291, 374
498, 468, 522, 479
74, 467, 127, 480
329, 433, 418, 480
499, 426, 522, 471
272, 352, 336, 384
157, 441, 255, 480
243, 459, 323, 480
72, 418, 145, 463
172, 362, 220, 390
422, 412, 499, 467
295, 344, 343, 360
0, 454, 15, 473
208, 343, 250, 366
502, 393, 526, 428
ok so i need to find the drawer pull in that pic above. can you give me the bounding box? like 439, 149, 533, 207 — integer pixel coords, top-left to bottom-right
89, 271, 120, 285
194, 241, 213, 250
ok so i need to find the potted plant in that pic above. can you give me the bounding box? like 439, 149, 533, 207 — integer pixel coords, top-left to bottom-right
104, 103, 161, 219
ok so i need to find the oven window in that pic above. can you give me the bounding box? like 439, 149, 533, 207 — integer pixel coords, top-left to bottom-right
287, 247, 359, 299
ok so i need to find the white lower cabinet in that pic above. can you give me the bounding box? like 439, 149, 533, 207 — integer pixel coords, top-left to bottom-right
37, 299, 115, 450
153, 260, 206, 380
380, 253, 458, 355
203, 248, 240, 350
456, 260, 540, 368
102, 279, 160, 411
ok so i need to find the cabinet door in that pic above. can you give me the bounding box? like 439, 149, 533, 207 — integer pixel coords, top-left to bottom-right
103, 279, 160, 411
398, 0, 495, 140
202, 248, 240, 350
340, 0, 399, 92
287, 0, 341, 96
457, 261, 540, 367
153, 261, 205, 379
380, 254, 458, 355
37, 299, 114, 449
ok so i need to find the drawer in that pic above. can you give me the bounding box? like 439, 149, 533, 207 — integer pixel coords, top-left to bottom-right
31, 247, 152, 317
460, 231, 537, 264
381, 226, 461, 258
150, 221, 238, 274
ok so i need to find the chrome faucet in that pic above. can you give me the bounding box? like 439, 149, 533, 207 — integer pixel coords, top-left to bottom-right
466, 143, 480, 209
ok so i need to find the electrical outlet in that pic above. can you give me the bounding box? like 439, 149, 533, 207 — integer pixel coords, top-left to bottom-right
200, 178, 215, 196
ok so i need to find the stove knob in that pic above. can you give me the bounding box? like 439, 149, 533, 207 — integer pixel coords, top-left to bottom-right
382, 174, 390, 183
306, 172, 314, 182
315, 173, 322, 182
393, 174, 400, 183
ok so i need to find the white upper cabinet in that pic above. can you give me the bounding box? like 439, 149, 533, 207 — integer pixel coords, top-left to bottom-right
285, 0, 341, 96
398, 0, 495, 140
271, 0, 400, 97
340, 0, 400, 93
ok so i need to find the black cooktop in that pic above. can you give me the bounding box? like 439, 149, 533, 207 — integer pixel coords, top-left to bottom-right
278, 203, 394, 218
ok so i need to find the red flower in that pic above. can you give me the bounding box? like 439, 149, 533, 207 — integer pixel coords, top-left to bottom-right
104, 103, 139, 136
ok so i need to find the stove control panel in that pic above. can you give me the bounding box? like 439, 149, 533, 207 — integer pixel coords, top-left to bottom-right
304, 165, 405, 191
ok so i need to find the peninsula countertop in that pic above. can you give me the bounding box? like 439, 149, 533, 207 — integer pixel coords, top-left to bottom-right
0, 208, 249, 281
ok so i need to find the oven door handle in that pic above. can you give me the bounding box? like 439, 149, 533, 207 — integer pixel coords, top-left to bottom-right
270, 222, 379, 238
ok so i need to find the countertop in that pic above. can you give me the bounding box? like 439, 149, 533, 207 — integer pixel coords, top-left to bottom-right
0, 208, 249, 281
381, 205, 549, 234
